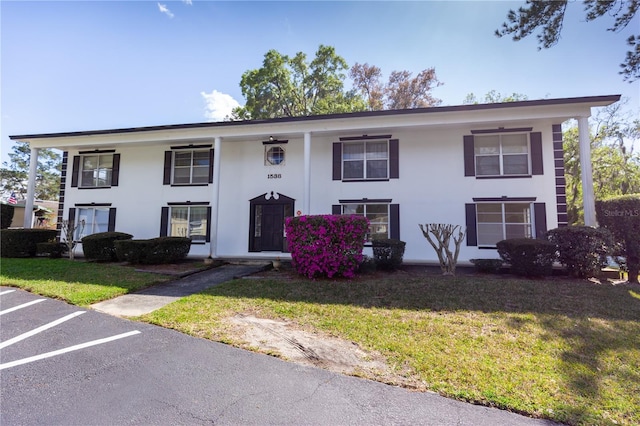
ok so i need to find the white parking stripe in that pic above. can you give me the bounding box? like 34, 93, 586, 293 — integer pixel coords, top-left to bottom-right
0, 311, 86, 350
0, 299, 45, 316
0, 330, 141, 370
0, 289, 17, 296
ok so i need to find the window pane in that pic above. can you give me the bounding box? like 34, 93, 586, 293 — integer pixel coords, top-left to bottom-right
83, 156, 98, 170
192, 166, 209, 183
170, 207, 189, 237
192, 150, 209, 166
254, 205, 262, 237
474, 136, 499, 155
97, 169, 112, 187
76, 208, 92, 240
367, 160, 388, 179
343, 204, 364, 215
99, 154, 113, 169
503, 154, 528, 175
343, 143, 364, 160
173, 168, 190, 184
343, 161, 364, 179
501, 134, 528, 153
366, 142, 388, 159
174, 152, 191, 166
189, 207, 207, 241
504, 204, 530, 223
476, 156, 500, 175
94, 209, 109, 233
81, 171, 95, 187
506, 224, 531, 239
266, 147, 284, 165
477, 223, 504, 246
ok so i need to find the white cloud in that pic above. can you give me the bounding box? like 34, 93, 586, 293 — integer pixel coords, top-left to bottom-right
157, 3, 174, 18
182, 0, 193, 5
201, 90, 241, 122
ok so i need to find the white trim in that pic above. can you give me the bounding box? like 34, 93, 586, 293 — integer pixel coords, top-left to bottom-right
210, 136, 222, 258
578, 116, 596, 226
24, 147, 39, 228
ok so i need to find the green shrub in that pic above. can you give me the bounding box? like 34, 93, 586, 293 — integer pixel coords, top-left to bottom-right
469, 258, 504, 273
372, 239, 406, 271
1, 229, 57, 258
496, 238, 556, 277
36, 242, 67, 259
596, 194, 640, 284
545, 226, 613, 278
114, 237, 191, 264
81, 232, 133, 262
1, 204, 15, 229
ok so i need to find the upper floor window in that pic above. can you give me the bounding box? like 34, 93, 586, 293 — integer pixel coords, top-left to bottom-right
464, 130, 543, 178
71, 152, 120, 188
163, 146, 213, 186
265, 146, 285, 166
333, 137, 399, 182
474, 134, 529, 176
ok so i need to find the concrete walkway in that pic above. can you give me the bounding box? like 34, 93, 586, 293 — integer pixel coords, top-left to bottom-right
92, 263, 267, 317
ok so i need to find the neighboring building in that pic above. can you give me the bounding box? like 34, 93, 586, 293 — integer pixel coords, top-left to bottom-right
11, 95, 619, 263
2, 200, 58, 229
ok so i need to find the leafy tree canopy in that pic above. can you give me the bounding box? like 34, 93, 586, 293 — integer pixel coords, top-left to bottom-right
0, 141, 61, 201
496, 0, 639, 82
463, 90, 529, 104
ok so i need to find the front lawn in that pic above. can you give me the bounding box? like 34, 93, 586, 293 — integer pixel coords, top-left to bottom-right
142, 271, 640, 426
0, 258, 173, 305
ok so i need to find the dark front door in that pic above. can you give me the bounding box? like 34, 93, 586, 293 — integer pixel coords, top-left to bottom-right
261, 204, 284, 251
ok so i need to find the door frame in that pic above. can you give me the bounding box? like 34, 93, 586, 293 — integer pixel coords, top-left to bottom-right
248, 192, 295, 252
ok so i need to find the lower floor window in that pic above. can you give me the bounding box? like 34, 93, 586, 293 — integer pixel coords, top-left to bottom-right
476, 203, 532, 246
170, 206, 208, 242
342, 203, 389, 241
75, 207, 109, 240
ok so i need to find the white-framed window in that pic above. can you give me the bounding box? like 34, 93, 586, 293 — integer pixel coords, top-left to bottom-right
474, 133, 529, 176
169, 205, 208, 242
75, 207, 110, 240
173, 150, 210, 184
476, 203, 532, 246
80, 154, 113, 187
342, 203, 389, 241
265, 146, 285, 166
342, 140, 389, 180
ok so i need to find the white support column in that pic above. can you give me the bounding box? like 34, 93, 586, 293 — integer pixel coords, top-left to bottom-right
578, 115, 596, 226
209, 137, 222, 258
23, 147, 39, 228
303, 132, 311, 215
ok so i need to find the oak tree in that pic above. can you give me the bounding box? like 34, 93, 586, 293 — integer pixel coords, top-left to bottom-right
0, 141, 61, 201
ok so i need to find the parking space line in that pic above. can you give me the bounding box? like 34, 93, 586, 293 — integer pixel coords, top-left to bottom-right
0, 311, 86, 350
0, 299, 45, 316
0, 330, 141, 370
0, 289, 17, 296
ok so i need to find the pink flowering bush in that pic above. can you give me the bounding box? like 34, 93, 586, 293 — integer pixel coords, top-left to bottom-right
285, 215, 369, 279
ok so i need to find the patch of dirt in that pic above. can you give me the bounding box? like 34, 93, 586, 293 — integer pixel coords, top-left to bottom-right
225, 313, 425, 389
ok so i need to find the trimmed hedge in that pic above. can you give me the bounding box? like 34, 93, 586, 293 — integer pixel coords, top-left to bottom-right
496, 238, 556, 277
36, 242, 67, 259
470, 258, 504, 274
285, 215, 369, 278
1, 229, 57, 258
1, 204, 15, 229
372, 239, 406, 271
114, 237, 191, 264
81, 232, 133, 262
546, 226, 613, 278
596, 194, 640, 284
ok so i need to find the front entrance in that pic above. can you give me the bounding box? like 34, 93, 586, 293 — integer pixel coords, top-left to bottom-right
249, 192, 295, 252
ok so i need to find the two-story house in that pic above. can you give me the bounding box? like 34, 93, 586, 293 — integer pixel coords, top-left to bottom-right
11, 95, 620, 263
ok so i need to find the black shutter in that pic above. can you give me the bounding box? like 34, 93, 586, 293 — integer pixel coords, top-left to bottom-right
68, 208, 76, 225
463, 135, 475, 177
71, 156, 80, 187
530, 132, 544, 175
332, 143, 342, 181
163, 151, 172, 185
390, 204, 400, 240
111, 154, 120, 186
465, 203, 477, 246
108, 208, 116, 232
332, 205, 341, 215
534, 203, 547, 238
160, 207, 169, 237
205, 206, 212, 242
389, 139, 399, 179
208, 149, 214, 184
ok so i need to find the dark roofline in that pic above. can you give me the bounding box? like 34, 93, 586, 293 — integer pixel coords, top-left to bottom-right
10, 95, 621, 140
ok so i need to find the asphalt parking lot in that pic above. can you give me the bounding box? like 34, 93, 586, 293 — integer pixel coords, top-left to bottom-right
0, 287, 555, 425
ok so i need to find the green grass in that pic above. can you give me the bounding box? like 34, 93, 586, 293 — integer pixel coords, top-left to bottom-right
0, 257, 172, 305
142, 273, 640, 426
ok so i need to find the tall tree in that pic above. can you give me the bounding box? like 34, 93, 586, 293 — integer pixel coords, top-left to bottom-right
564, 100, 640, 224
495, 0, 639, 82
0, 141, 62, 201
463, 90, 529, 104
232, 45, 366, 120
349, 63, 442, 110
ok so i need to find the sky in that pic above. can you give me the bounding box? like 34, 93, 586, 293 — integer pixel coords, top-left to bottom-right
1, 0, 639, 165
